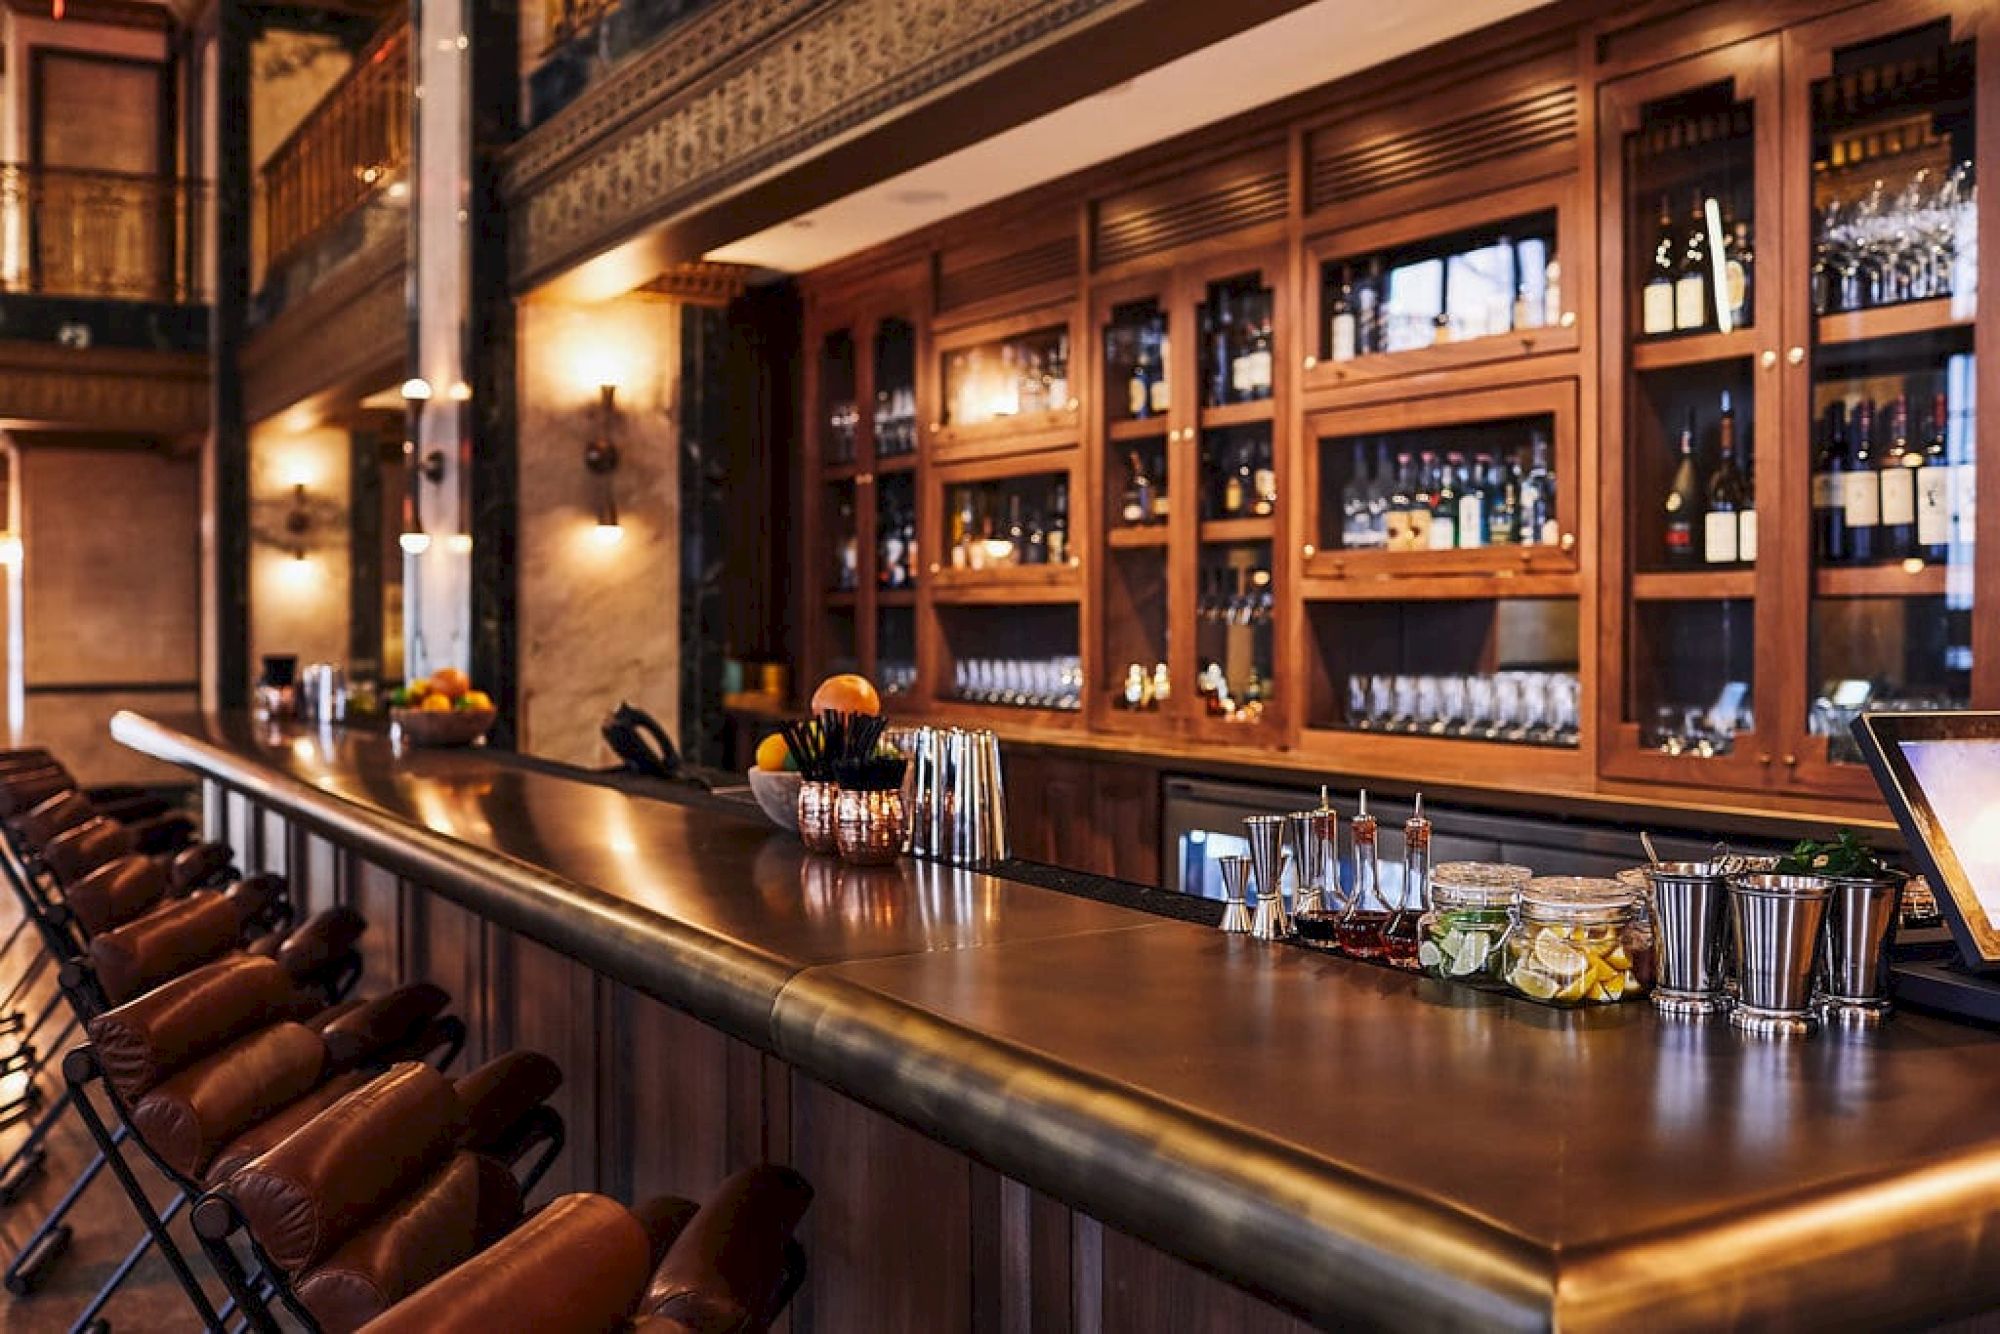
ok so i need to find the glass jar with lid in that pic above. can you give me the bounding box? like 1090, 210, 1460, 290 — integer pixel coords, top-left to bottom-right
1611, 867, 1660, 988
1418, 862, 1532, 987
1504, 876, 1649, 1006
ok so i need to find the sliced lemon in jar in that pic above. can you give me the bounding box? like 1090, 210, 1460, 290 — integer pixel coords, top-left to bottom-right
1532, 934, 1590, 980
1511, 967, 1560, 1000
1556, 970, 1594, 1003
1607, 945, 1632, 970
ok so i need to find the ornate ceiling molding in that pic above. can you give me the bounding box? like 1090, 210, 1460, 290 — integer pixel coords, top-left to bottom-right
643, 261, 755, 307
503, 0, 1133, 291
0, 341, 206, 436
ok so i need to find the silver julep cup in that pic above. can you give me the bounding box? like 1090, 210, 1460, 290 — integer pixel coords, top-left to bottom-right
1287, 809, 1333, 917
1816, 873, 1904, 1027
1246, 815, 1291, 941
1217, 855, 1253, 934
1644, 861, 1732, 1018
1728, 873, 1832, 1037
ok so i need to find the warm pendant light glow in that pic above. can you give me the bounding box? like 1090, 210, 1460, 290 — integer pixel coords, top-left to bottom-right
445, 533, 474, 555
0, 534, 21, 567
592, 523, 625, 547
400, 531, 433, 556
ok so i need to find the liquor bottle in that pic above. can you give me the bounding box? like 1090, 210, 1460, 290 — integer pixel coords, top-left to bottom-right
1878, 394, 1916, 559
1024, 501, 1048, 566
1047, 481, 1069, 564
1724, 216, 1753, 329
1252, 437, 1277, 517
1664, 408, 1700, 565
1918, 391, 1951, 564
1409, 452, 1436, 550
1244, 299, 1274, 400
1520, 432, 1555, 547
1456, 454, 1487, 549
1675, 190, 1710, 333
903, 507, 920, 584
1341, 443, 1368, 549
1368, 441, 1394, 547
1330, 268, 1358, 362
1149, 318, 1173, 417
880, 504, 903, 588
1386, 452, 1415, 551
1047, 334, 1070, 411
1488, 450, 1520, 545
1357, 258, 1384, 354
951, 489, 974, 569
1122, 451, 1151, 527
1222, 445, 1247, 517
1122, 664, 1147, 710
1843, 399, 1880, 563
1208, 290, 1235, 408
1151, 663, 1171, 711
1543, 258, 1563, 329
1429, 455, 1459, 550
1150, 458, 1171, 523
1126, 330, 1152, 420
1703, 392, 1748, 565
1813, 402, 1848, 563
1643, 195, 1677, 336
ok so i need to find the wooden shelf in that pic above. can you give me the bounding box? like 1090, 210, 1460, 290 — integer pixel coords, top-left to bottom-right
818, 463, 861, 483
1630, 569, 1755, 601
1107, 416, 1172, 443
1301, 570, 1580, 602
874, 453, 919, 474
878, 588, 920, 607
1305, 543, 1577, 584
1198, 517, 1275, 544
930, 410, 1078, 462
1814, 562, 1950, 598
1817, 299, 1971, 348
1629, 327, 1758, 371
930, 564, 1082, 605
1105, 525, 1171, 550
1301, 323, 1579, 395
1197, 398, 1275, 431
823, 590, 859, 609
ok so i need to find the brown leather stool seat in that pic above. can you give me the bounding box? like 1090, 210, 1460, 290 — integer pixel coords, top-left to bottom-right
354, 1166, 812, 1334
83, 876, 358, 1007
41, 815, 232, 894
202, 1056, 570, 1331
12, 786, 194, 856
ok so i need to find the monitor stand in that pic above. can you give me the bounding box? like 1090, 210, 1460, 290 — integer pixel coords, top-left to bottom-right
1891, 933, 2000, 1027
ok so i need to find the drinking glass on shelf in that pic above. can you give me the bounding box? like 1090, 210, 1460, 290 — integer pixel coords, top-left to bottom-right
1347, 675, 1371, 729
1368, 675, 1393, 730
1493, 674, 1525, 742
1391, 675, 1418, 732
1415, 675, 1444, 734
1440, 675, 1470, 737
1467, 675, 1498, 739
1552, 674, 1581, 747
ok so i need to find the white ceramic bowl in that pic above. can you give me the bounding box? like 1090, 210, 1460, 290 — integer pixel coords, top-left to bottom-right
747, 768, 803, 833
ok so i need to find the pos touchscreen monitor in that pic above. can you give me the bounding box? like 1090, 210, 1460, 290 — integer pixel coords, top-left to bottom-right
1854, 712, 2000, 972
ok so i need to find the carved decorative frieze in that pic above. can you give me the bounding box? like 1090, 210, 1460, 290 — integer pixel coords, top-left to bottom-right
644, 261, 755, 307
0, 342, 207, 436
504, 0, 1132, 289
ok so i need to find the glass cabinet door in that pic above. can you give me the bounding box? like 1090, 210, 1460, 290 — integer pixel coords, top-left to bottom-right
1786, 7, 1978, 794
1600, 39, 1784, 787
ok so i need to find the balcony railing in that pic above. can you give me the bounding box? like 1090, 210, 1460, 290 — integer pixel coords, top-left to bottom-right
260, 22, 410, 272
0, 165, 209, 304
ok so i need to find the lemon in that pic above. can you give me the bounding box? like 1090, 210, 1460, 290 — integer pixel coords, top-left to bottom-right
1601, 973, 1627, 1001
1511, 967, 1559, 1000
1532, 934, 1589, 979
1556, 970, 1594, 1003
1607, 945, 1632, 971
754, 732, 791, 772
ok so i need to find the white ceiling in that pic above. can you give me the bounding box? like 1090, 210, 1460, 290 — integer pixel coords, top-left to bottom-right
707, 0, 1555, 274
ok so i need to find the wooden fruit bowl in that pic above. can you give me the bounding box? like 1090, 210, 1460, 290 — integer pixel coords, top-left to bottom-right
390, 707, 496, 748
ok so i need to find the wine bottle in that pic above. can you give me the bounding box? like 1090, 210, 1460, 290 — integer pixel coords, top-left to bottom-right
1703, 392, 1748, 565
1024, 501, 1048, 566
1341, 443, 1368, 549
1367, 442, 1393, 548
1675, 190, 1710, 333
1149, 319, 1172, 417
1408, 452, 1436, 549
1209, 290, 1235, 408
1126, 330, 1151, 420
1842, 399, 1880, 563
1725, 216, 1753, 329
1813, 402, 1848, 563
1643, 196, 1677, 336
1488, 450, 1520, 546
1878, 394, 1915, 559
1429, 455, 1459, 551
1456, 454, 1487, 550
1047, 481, 1069, 564
1252, 437, 1277, 517
1358, 258, 1385, 354
1330, 268, 1358, 363
1918, 391, 1951, 563
1664, 409, 1700, 565
1223, 444, 1247, 517
1386, 452, 1414, 551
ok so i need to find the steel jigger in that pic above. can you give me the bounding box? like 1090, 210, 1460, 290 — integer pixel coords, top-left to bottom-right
1216, 855, 1254, 935
1287, 808, 1336, 917
1245, 815, 1292, 940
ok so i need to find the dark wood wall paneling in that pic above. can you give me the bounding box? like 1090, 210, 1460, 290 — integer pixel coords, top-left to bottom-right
208, 792, 1304, 1330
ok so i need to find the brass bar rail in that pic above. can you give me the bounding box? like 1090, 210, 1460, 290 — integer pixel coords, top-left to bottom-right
259, 22, 410, 272
0, 164, 210, 304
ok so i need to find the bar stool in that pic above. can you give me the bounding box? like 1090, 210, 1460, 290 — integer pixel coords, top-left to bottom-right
353, 1166, 812, 1334
51, 953, 552, 1332
190, 1055, 573, 1333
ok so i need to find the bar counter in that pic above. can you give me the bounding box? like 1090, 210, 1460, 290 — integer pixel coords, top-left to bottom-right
114, 711, 2000, 1330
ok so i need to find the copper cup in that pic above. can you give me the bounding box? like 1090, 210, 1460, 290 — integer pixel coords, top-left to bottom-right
797, 780, 841, 855
835, 788, 907, 866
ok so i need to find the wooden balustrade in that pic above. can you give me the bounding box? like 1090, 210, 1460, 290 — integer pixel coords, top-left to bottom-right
260, 22, 410, 272
0, 164, 209, 304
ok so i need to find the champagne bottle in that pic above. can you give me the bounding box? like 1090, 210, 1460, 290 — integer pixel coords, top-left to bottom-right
1664, 409, 1700, 565
1703, 392, 1748, 565
1643, 195, 1677, 336
1675, 190, 1710, 332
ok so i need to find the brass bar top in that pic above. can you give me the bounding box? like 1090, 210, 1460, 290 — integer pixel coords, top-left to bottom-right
114, 710, 2000, 1330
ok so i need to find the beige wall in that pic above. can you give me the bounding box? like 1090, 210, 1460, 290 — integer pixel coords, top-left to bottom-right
18, 445, 198, 784
516, 296, 681, 767
248, 417, 352, 679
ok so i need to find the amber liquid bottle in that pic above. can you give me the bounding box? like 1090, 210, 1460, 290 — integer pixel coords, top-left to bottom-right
1334, 792, 1390, 959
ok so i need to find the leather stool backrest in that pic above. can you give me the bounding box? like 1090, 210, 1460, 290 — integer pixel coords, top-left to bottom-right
89, 893, 261, 1008
0, 765, 70, 817
44, 816, 135, 886
226, 1061, 466, 1274
88, 954, 315, 1100
13, 789, 95, 850
65, 856, 172, 938
169, 840, 236, 892
133, 1021, 330, 1178
643, 1167, 813, 1333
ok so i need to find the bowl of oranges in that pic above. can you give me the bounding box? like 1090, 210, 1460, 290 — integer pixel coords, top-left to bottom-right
746, 674, 883, 832
388, 668, 496, 748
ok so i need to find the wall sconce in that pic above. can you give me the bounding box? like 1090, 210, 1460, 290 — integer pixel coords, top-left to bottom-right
284, 483, 312, 561
398, 377, 445, 555
586, 384, 623, 546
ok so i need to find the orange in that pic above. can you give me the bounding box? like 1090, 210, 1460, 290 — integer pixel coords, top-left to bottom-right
754, 732, 791, 772
810, 673, 881, 717
420, 693, 454, 713
461, 690, 493, 712
428, 667, 471, 700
